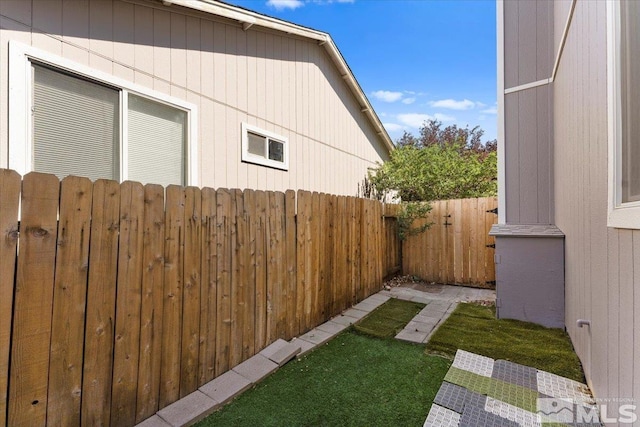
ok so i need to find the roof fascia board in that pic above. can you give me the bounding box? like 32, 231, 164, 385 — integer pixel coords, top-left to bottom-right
160, 0, 394, 153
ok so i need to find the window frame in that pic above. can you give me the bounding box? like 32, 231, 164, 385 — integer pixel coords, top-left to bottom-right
607, 1, 640, 228
241, 122, 289, 171
8, 40, 199, 186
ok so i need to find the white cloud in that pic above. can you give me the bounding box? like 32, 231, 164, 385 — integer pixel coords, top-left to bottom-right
481, 106, 498, 114
434, 113, 455, 122
401, 97, 416, 105
429, 98, 476, 110
371, 90, 403, 103
397, 113, 433, 128
266, 0, 304, 10
383, 122, 405, 132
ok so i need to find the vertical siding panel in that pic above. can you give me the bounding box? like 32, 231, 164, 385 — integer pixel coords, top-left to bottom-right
88, 0, 112, 73
607, 228, 620, 400
200, 20, 214, 97
517, 0, 535, 86
633, 232, 640, 405
618, 230, 634, 402
504, 93, 520, 223
265, 34, 275, 125
112, 1, 134, 81
225, 25, 237, 107
134, 4, 154, 77
32, 0, 62, 54
186, 16, 201, 94
169, 12, 187, 89
0, 1, 32, 26
153, 9, 171, 83
61, 0, 89, 64
518, 90, 537, 224
236, 28, 247, 113
213, 103, 227, 187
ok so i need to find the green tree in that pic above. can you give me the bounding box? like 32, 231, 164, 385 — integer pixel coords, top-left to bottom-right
369, 120, 497, 202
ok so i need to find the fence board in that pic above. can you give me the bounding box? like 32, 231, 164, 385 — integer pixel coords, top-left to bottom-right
296, 191, 311, 333
254, 191, 267, 351
284, 190, 297, 339
214, 189, 232, 376
229, 190, 242, 368
199, 188, 217, 385
311, 193, 322, 326
243, 190, 256, 358
272, 192, 287, 340
401, 197, 497, 287
135, 184, 165, 423
47, 176, 93, 427
111, 181, 145, 427
9, 172, 60, 427
0, 170, 20, 427
180, 187, 202, 397
159, 186, 185, 407
81, 180, 120, 426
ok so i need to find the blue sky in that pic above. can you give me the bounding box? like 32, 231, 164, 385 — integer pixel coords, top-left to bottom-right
226, 0, 497, 143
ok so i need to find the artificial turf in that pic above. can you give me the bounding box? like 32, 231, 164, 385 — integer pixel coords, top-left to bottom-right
424, 302, 585, 383
195, 330, 450, 427
353, 298, 425, 339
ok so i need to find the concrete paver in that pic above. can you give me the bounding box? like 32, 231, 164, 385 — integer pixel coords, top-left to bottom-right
330, 314, 360, 326
316, 320, 349, 335
199, 370, 252, 405
259, 339, 301, 366
291, 337, 316, 358
136, 415, 172, 427
232, 354, 279, 383
341, 308, 369, 320
157, 391, 219, 427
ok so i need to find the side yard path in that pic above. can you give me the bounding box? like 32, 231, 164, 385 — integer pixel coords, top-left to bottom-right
137, 284, 491, 427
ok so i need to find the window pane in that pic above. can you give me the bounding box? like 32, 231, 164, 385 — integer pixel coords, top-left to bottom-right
33, 64, 118, 181
622, 0, 640, 202
128, 94, 186, 187
268, 139, 284, 162
248, 132, 265, 156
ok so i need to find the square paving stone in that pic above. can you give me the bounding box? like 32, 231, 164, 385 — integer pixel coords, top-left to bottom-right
459, 402, 520, 427
341, 308, 368, 320
259, 339, 300, 366
136, 415, 172, 427
452, 349, 494, 377
434, 382, 487, 414
395, 329, 428, 343
352, 300, 380, 312
291, 337, 316, 358
157, 391, 220, 427
232, 354, 279, 383
366, 293, 391, 303
330, 314, 359, 327
406, 320, 437, 334
316, 320, 349, 336
423, 404, 461, 427
298, 328, 334, 346
199, 370, 252, 405
492, 360, 538, 391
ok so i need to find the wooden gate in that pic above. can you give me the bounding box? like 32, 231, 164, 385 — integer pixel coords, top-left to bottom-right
401, 197, 497, 288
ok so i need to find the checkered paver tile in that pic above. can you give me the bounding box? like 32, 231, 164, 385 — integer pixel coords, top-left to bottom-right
433, 382, 486, 414
492, 360, 538, 391
459, 402, 520, 427
423, 404, 460, 427
484, 397, 541, 427
426, 351, 601, 427
451, 349, 494, 377
536, 371, 595, 404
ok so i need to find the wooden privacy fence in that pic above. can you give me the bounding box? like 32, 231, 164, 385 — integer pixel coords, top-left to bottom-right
0, 169, 385, 427
401, 197, 498, 288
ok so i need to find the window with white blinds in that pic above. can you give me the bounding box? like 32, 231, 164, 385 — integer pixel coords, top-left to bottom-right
10, 49, 194, 187
33, 65, 119, 181
241, 123, 289, 171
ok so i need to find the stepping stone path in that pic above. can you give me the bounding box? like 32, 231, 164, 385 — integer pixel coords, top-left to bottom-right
424, 349, 603, 427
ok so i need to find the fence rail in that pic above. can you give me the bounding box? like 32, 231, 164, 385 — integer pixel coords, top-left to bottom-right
0, 170, 385, 427
401, 197, 497, 287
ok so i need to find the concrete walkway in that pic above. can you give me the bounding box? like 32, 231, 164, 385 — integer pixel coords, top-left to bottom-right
137, 284, 495, 427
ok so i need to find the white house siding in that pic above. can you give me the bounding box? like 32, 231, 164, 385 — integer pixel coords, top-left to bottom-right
553, 0, 639, 416
0, 0, 390, 195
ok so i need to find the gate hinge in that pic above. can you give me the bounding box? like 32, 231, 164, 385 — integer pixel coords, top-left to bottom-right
486, 244, 495, 248
486, 280, 496, 286
486, 207, 498, 215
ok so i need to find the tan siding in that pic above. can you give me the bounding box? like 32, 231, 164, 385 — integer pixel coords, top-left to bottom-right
0, 0, 389, 196
553, 0, 639, 411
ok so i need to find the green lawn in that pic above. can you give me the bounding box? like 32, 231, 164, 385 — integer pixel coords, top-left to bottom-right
425, 302, 585, 383
196, 300, 586, 427
196, 329, 449, 427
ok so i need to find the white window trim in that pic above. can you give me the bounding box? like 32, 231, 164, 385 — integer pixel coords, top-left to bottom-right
607, 1, 640, 229
241, 122, 289, 171
8, 40, 199, 186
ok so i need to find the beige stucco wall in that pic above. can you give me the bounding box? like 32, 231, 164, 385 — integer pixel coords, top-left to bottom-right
0, 0, 390, 195
553, 0, 640, 414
